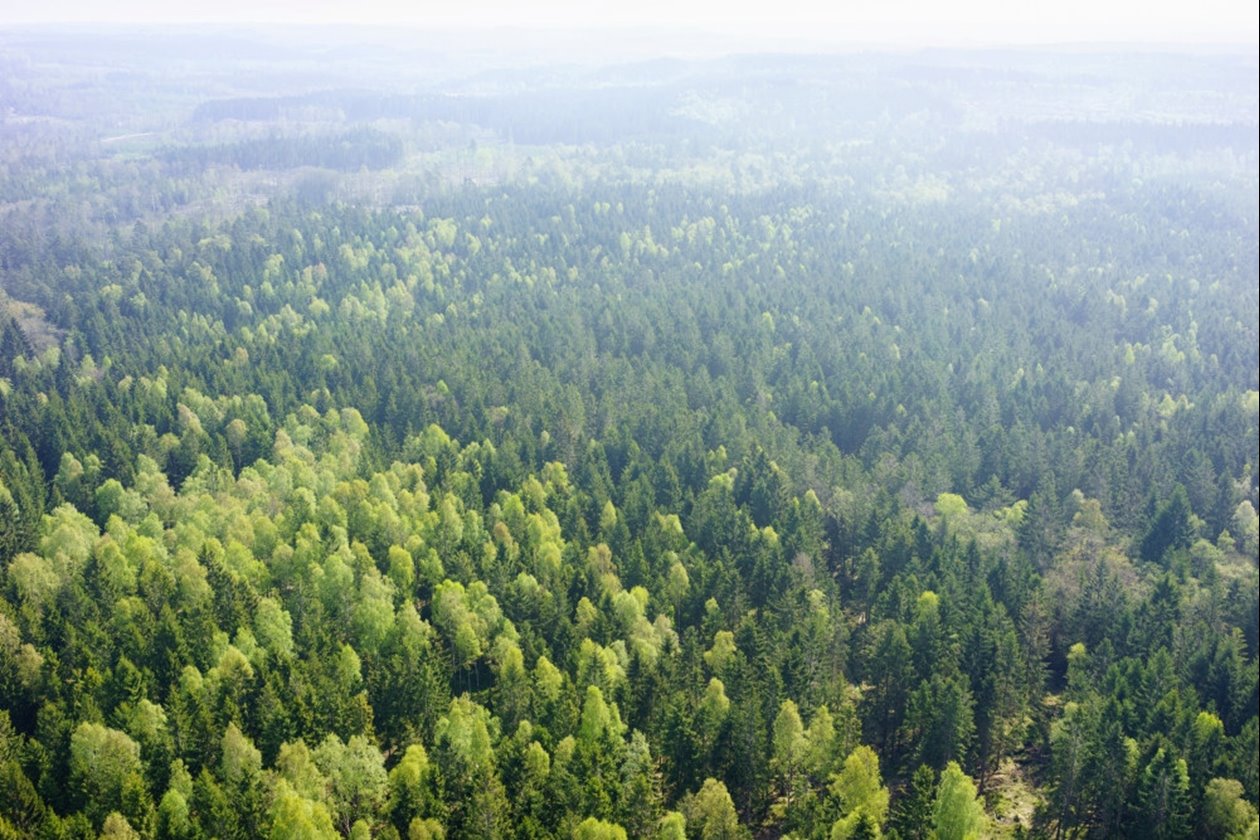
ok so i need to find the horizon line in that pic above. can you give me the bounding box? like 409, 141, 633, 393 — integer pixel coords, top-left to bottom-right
1, 21, 1257, 51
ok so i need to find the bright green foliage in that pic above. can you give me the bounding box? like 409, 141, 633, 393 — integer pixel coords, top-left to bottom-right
684, 779, 750, 840
221, 723, 262, 785
389, 744, 439, 829
99, 812, 142, 840
70, 723, 143, 825
772, 700, 808, 790
434, 697, 509, 838
704, 631, 738, 672
157, 788, 192, 839
409, 817, 446, 840
270, 779, 339, 840
702, 678, 731, 720
578, 684, 625, 745
656, 811, 687, 840
932, 762, 986, 840
935, 493, 968, 521
833, 811, 880, 840
573, 817, 628, 840
804, 705, 840, 779
312, 735, 389, 835
276, 741, 329, 801
438, 695, 496, 775
1204, 778, 1258, 839
829, 746, 889, 836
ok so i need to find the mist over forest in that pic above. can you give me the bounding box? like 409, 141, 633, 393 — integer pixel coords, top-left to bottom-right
0, 25, 1257, 840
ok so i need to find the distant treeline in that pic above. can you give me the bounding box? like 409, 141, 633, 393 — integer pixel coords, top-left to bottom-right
186, 87, 1260, 154
189, 88, 711, 145
158, 128, 403, 173
1030, 119, 1258, 153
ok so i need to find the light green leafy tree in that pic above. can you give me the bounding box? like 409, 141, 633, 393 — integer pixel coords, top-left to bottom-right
70, 722, 142, 826
932, 762, 986, 840
435, 696, 509, 838
388, 743, 441, 831
829, 745, 889, 838
656, 811, 687, 840
683, 778, 749, 840
313, 734, 389, 835
573, 817, 628, 840
772, 699, 808, 804
270, 779, 339, 840
99, 812, 141, 840
1203, 778, 1258, 839
408, 817, 446, 840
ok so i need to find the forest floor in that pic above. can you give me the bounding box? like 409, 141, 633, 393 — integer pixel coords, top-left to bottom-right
986, 757, 1044, 838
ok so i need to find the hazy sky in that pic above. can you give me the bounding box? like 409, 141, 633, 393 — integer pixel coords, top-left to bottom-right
1, 0, 1256, 46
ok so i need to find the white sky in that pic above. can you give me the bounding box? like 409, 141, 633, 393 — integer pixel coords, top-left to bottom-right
1, 0, 1256, 46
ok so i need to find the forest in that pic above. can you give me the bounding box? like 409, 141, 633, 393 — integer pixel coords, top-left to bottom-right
0, 26, 1258, 840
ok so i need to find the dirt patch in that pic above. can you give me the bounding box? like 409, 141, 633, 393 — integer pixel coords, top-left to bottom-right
984, 757, 1044, 838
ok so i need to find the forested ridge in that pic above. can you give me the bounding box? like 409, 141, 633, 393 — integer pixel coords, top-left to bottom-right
1, 32, 1258, 840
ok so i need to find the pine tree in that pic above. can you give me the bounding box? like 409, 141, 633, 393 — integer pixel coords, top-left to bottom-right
1139, 485, 1196, 566
1135, 747, 1192, 840
888, 765, 935, 840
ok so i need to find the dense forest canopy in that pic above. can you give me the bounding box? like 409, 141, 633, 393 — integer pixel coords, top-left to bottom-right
0, 27, 1257, 840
